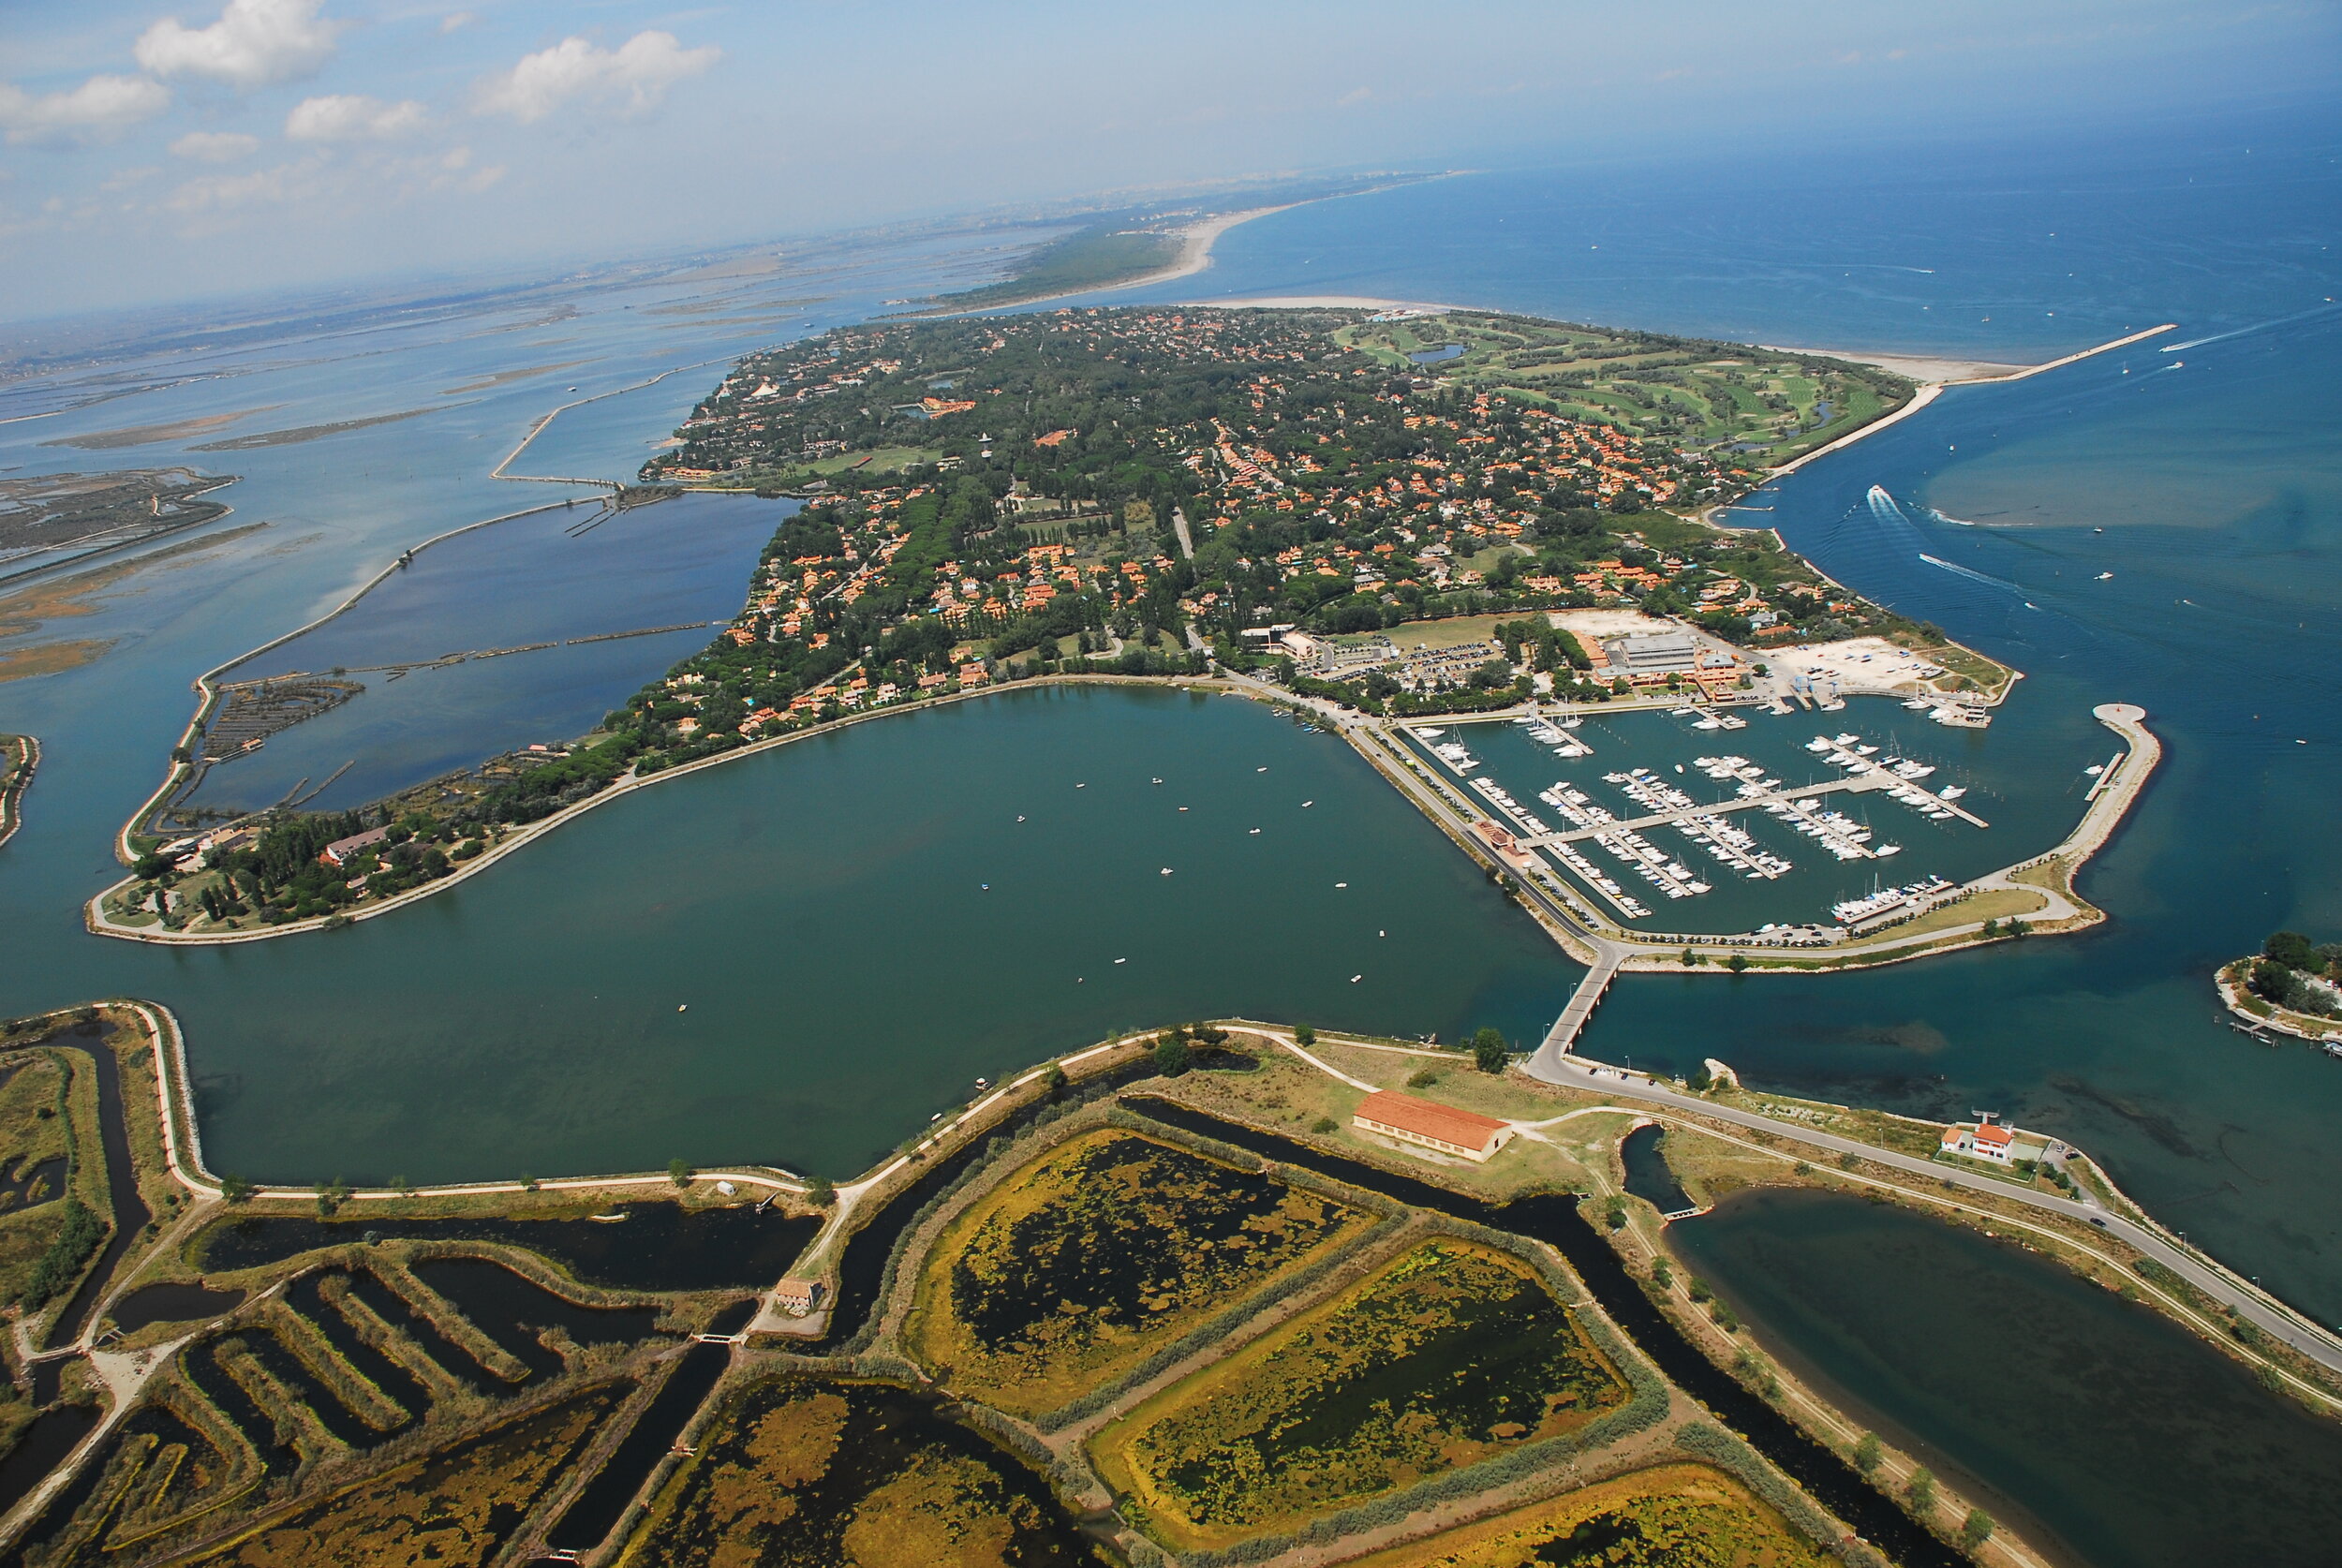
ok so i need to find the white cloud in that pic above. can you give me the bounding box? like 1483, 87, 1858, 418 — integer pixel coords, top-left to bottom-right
440, 12, 474, 34
170, 129, 261, 161
167, 152, 327, 214
136, 0, 346, 91
0, 74, 172, 146
287, 95, 427, 141
474, 31, 719, 124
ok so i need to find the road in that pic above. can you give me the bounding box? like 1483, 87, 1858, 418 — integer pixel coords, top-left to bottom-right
1520, 1052, 2342, 1385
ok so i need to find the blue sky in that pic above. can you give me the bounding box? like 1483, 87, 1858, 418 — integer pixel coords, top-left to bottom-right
1, 1, 2335, 319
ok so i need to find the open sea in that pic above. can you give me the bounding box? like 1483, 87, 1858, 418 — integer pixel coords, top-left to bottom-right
3, 99, 2339, 1382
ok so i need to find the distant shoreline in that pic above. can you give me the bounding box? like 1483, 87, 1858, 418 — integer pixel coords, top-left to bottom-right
916, 204, 1298, 318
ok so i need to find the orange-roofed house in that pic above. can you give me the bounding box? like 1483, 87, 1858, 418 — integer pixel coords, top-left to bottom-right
1939, 1114, 2017, 1164
1353, 1090, 1517, 1163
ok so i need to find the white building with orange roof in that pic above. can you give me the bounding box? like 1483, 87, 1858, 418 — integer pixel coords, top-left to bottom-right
1940, 1113, 2020, 1164
1354, 1090, 1517, 1163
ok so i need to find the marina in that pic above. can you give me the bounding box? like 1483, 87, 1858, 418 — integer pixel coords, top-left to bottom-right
1400, 693, 2101, 938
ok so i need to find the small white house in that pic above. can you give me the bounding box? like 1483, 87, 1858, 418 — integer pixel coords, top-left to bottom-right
1940, 1114, 2017, 1164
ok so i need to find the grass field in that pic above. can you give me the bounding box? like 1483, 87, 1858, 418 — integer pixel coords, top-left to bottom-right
0, 1039, 108, 1321
905, 1128, 1371, 1417
1091, 1238, 1628, 1549
1335, 312, 1913, 468
686, 444, 944, 491
1150, 1041, 1602, 1201
1339, 1461, 1833, 1568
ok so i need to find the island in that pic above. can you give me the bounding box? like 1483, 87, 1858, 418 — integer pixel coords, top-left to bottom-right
2216, 930, 2342, 1049
3, 1000, 2335, 1568
90, 303, 2159, 982
0, 469, 237, 586
0, 734, 32, 851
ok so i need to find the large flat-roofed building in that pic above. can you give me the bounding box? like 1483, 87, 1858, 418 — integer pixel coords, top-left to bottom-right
1607, 632, 1701, 673
1353, 1090, 1517, 1162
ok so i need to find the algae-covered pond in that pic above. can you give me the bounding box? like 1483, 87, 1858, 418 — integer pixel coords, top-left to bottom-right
619, 1374, 1107, 1566
907, 1127, 1374, 1416
1092, 1236, 1629, 1550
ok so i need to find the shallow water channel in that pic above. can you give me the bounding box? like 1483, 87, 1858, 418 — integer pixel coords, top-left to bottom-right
1668, 1188, 2342, 1568
1618, 1123, 1695, 1215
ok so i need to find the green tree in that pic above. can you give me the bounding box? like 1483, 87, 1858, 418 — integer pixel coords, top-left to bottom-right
1961, 1510, 1995, 1550
1293, 1023, 1315, 1045
1472, 1026, 1509, 1073
1726, 953, 1749, 972
1154, 1034, 1193, 1076
1854, 1432, 1883, 1473
807, 1176, 835, 1207
1686, 1064, 1713, 1093
1044, 1062, 1068, 1101
669, 1158, 694, 1187
1906, 1468, 1936, 1515
220, 1174, 253, 1205
2264, 930, 2317, 969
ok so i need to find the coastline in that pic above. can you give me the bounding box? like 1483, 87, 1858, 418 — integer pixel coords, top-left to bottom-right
109, 497, 581, 865
0, 732, 34, 851
2214, 961, 2342, 1046
88, 673, 1238, 945
916, 202, 1298, 318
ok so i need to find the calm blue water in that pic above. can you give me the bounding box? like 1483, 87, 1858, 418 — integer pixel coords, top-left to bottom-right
181, 492, 792, 816
4, 106, 2341, 1339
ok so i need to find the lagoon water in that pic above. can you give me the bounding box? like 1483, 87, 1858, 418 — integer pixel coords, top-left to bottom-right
1671, 1189, 2342, 1568
179, 491, 793, 817
2, 102, 2340, 1369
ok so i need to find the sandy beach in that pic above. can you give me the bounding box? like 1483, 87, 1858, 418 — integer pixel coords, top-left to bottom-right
1771, 348, 2037, 383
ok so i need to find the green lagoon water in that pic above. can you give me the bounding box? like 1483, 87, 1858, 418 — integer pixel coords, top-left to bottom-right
6, 686, 1564, 1183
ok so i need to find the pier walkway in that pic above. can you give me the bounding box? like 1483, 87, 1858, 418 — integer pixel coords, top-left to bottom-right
1521, 769, 1985, 847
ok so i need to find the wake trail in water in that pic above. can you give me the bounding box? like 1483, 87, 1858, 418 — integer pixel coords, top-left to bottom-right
2159, 301, 2342, 353
1855, 485, 2038, 607
1918, 554, 2032, 599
